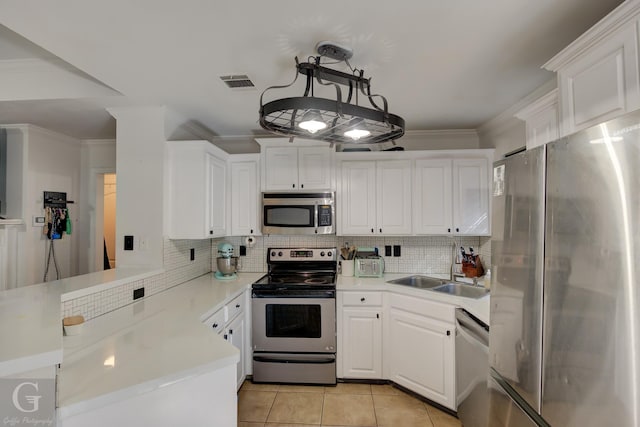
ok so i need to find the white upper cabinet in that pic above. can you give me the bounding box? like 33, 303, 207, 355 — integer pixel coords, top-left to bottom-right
229, 154, 260, 236
515, 89, 559, 150
339, 159, 412, 235
257, 139, 333, 191
414, 153, 491, 236
166, 140, 228, 239
544, 2, 640, 136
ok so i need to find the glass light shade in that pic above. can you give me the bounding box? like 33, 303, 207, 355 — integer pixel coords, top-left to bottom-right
299, 110, 327, 134
344, 118, 371, 140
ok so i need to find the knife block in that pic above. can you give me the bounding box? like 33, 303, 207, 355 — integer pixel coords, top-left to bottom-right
462, 256, 484, 278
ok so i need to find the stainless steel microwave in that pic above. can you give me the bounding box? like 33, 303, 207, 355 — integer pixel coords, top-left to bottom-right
262, 192, 335, 235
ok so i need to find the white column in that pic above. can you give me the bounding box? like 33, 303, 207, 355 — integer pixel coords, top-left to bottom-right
107, 107, 166, 269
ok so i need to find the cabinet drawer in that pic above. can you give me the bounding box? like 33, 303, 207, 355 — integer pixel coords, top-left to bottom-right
342, 292, 383, 307
388, 293, 454, 323
205, 309, 226, 334
226, 292, 245, 321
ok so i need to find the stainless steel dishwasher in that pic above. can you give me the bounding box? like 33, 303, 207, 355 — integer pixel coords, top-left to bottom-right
456, 308, 490, 426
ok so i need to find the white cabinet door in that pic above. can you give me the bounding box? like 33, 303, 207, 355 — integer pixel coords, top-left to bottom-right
414, 159, 453, 235
167, 141, 228, 239
342, 308, 382, 379
389, 309, 455, 409
207, 153, 227, 237
298, 147, 332, 190
225, 313, 246, 390
452, 159, 489, 235
264, 147, 299, 190
230, 159, 259, 236
340, 161, 377, 235
376, 160, 412, 235
414, 157, 490, 236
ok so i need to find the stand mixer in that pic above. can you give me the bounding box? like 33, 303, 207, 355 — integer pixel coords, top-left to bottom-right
215, 242, 240, 280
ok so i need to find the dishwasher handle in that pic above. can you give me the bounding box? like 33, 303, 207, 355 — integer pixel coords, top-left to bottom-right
455, 308, 489, 347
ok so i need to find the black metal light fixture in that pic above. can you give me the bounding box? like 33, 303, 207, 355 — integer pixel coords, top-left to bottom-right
259, 42, 405, 145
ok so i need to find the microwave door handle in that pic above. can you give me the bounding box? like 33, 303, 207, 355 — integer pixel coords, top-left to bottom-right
314, 202, 318, 228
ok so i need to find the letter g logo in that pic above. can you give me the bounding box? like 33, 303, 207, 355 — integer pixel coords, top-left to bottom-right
12, 381, 41, 413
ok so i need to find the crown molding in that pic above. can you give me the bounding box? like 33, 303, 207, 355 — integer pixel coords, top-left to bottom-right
544, 0, 640, 71
514, 88, 559, 121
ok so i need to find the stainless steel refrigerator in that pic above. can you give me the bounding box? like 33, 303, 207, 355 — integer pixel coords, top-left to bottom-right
488, 110, 640, 427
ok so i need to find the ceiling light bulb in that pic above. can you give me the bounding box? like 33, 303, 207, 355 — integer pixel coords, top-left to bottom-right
299, 110, 327, 134
344, 118, 370, 141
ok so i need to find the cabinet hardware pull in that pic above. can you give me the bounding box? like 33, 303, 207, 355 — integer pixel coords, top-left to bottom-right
212, 323, 218, 328
236, 304, 240, 308
361, 297, 366, 302
447, 228, 451, 233
379, 228, 382, 233
210, 230, 213, 234
301, 184, 304, 188
292, 184, 295, 188
371, 228, 374, 233
224, 334, 228, 339
376, 313, 379, 319
446, 330, 451, 336
456, 228, 459, 232
250, 229, 253, 234
229, 329, 233, 334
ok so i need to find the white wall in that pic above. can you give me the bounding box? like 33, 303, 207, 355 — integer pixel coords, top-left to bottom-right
21, 125, 81, 285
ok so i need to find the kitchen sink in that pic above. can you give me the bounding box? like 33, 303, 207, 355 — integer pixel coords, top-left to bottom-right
431, 283, 489, 299
386, 275, 446, 289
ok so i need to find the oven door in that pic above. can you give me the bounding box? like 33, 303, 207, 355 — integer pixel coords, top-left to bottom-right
252, 291, 336, 353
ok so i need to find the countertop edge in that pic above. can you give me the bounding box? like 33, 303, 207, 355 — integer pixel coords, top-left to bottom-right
0, 348, 62, 378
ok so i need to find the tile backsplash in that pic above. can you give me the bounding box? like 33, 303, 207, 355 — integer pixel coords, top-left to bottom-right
63, 234, 491, 323
213, 235, 491, 276
62, 237, 212, 322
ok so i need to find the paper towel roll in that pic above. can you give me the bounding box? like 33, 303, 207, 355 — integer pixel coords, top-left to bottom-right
244, 235, 256, 248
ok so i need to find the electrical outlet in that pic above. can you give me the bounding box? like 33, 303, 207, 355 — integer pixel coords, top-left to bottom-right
385, 245, 392, 256
393, 245, 401, 257
239, 245, 247, 256
124, 235, 134, 251
190, 248, 195, 261
133, 287, 145, 300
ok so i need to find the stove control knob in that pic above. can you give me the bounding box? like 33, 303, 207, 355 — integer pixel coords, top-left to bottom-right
271, 251, 276, 257
278, 251, 283, 257
327, 251, 332, 257
320, 251, 325, 257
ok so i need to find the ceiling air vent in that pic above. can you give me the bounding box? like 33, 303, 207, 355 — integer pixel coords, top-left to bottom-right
220, 75, 255, 89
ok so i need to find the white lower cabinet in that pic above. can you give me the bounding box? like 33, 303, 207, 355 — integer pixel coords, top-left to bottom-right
338, 292, 383, 378
225, 312, 246, 389
388, 308, 456, 409
338, 290, 457, 410
203, 290, 248, 390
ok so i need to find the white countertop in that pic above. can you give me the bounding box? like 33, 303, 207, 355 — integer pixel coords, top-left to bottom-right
0, 283, 63, 377
337, 273, 490, 325
0, 268, 165, 378
57, 272, 263, 417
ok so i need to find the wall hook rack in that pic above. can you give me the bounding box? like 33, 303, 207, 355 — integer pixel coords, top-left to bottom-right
43, 191, 75, 209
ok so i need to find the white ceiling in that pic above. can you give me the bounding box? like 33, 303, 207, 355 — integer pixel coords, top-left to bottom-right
0, 0, 625, 146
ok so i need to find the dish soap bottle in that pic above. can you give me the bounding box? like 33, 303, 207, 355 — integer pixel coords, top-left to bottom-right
484, 268, 491, 289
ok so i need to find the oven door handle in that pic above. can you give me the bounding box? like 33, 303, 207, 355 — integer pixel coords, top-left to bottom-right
253, 355, 336, 364
252, 291, 336, 298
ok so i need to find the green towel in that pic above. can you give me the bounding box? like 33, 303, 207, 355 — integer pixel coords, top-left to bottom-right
66, 213, 72, 235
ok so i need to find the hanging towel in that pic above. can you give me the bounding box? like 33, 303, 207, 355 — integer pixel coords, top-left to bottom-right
65, 208, 72, 235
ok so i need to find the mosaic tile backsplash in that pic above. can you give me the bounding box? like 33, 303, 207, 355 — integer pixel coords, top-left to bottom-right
63, 233, 491, 323
62, 238, 212, 321
213, 235, 491, 276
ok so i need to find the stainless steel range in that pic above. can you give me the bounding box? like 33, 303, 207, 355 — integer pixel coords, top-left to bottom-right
251, 247, 337, 385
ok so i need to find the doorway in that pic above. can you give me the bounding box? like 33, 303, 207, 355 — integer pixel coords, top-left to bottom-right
103, 173, 116, 269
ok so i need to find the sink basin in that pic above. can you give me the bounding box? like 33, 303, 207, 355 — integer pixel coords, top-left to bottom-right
386, 275, 445, 289
431, 283, 489, 299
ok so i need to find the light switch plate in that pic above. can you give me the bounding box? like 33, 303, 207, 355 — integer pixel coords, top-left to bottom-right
32, 216, 46, 227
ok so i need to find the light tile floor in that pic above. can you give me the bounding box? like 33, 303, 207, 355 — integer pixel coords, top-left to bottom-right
238, 381, 462, 427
